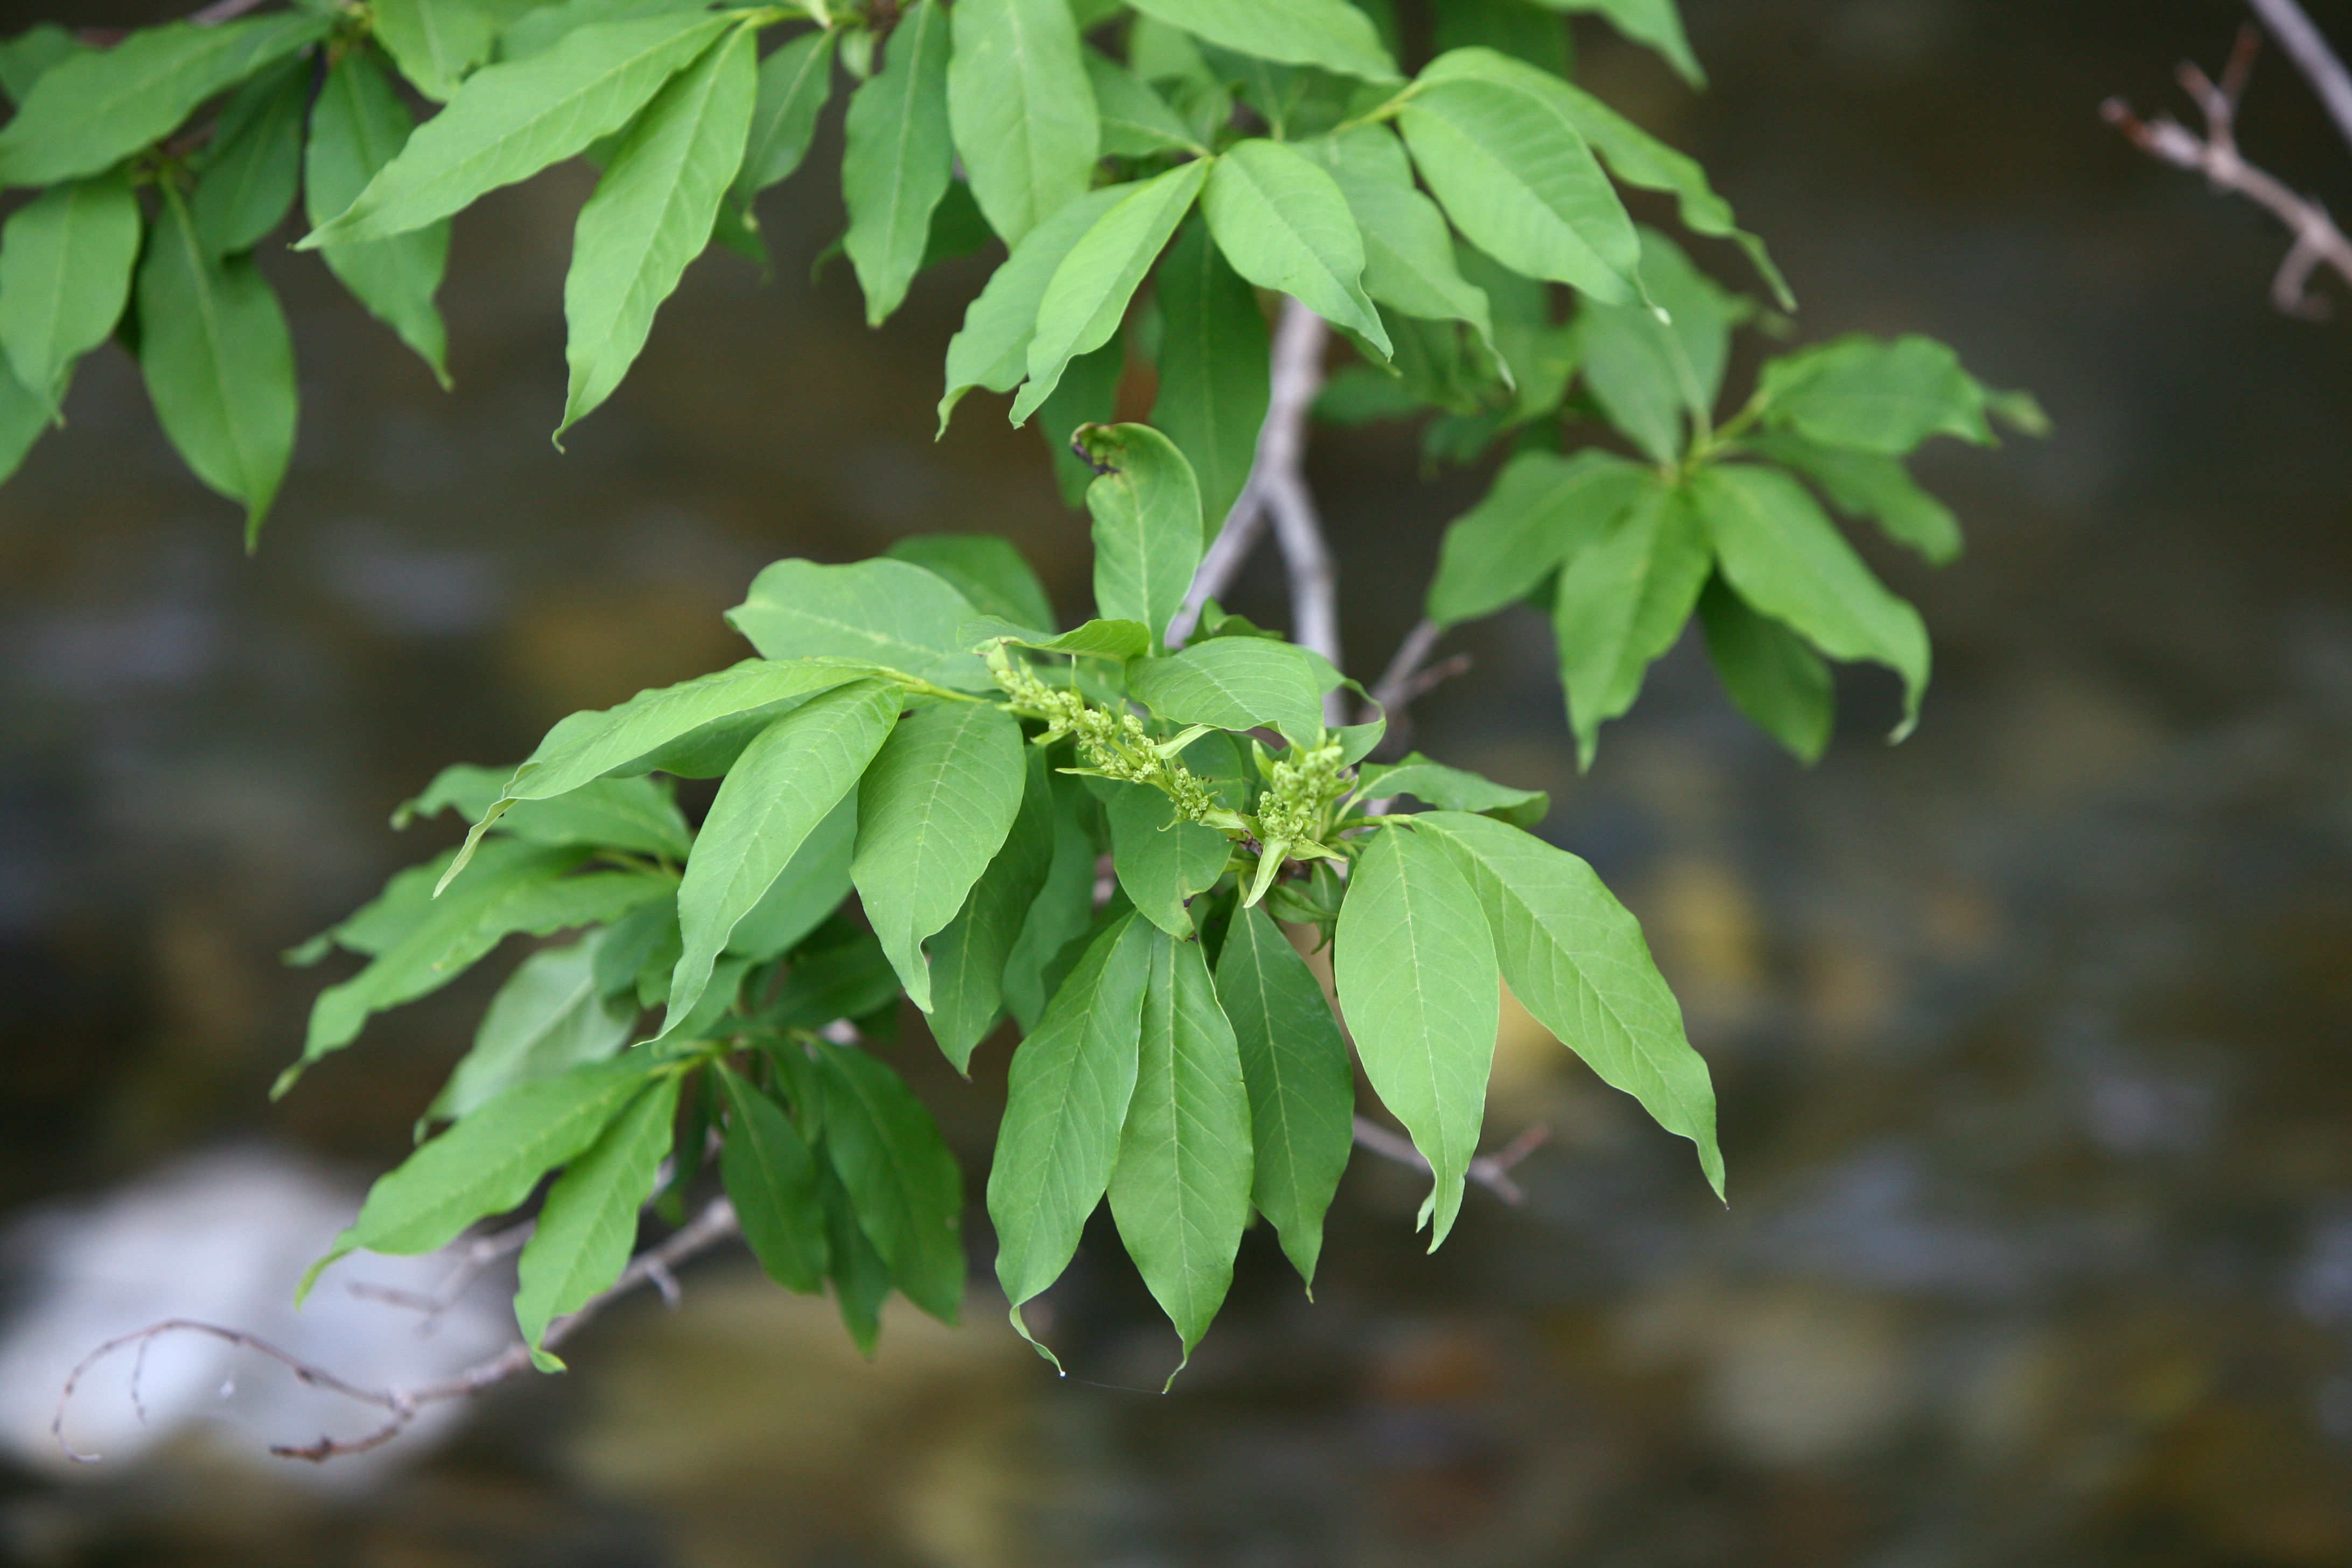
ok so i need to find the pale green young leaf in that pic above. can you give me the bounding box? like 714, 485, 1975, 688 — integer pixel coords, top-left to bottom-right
1200, 139, 1388, 356
886, 534, 1055, 632
1342, 179, 1495, 358
1746, 430, 1962, 566
961, 617, 1151, 662
0, 12, 330, 188
1334, 821, 1500, 1248
927, 746, 1058, 1072
299, 1054, 664, 1300
514, 1069, 678, 1362
0, 166, 139, 414
938, 183, 1130, 433
947, 0, 1097, 246
1001, 774, 1106, 1031
191, 58, 307, 255
307, 50, 453, 385
989, 911, 1152, 1361
1541, 0, 1702, 87
724, 789, 856, 961
1355, 753, 1547, 828
0, 24, 83, 106
1552, 479, 1709, 768
1416, 809, 1723, 1196
736, 27, 835, 195
1108, 927, 1251, 1373
1690, 463, 1930, 729
400, 765, 693, 859
1125, 0, 1399, 81
498, 0, 710, 62
718, 1062, 830, 1291
1214, 902, 1352, 1288
1129, 637, 1327, 744
1079, 422, 1204, 648
852, 702, 1026, 1012
299, 12, 733, 248
841, 0, 952, 326
1758, 334, 1995, 455
1011, 159, 1206, 425
727, 557, 989, 689
428, 931, 640, 1124
0, 363, 43, 482
136, 192, 296, 544
1083, 47, 1201, 156
1698, 575, 1832, 764
375, 0, 502, 101
1105, 780, 1230, 937
815, 1042, 965, 1322
668, 679, 902, 1029
1125, 13, 1231, 143
1426, 447, 1647, 627
1150, 218, 1269, 542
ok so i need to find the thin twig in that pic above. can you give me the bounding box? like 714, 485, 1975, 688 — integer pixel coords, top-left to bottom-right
2245, 0, 2352, 156
1350, 1115, 1551, 1207
343, 1217, 535, 1320
187, 0, 276, 25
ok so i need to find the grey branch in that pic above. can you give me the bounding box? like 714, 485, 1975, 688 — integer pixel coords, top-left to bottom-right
2246, 0, 2352, 156
1350, 1115, 1552, 1207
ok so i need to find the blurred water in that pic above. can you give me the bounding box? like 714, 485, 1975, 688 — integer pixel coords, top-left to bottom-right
3, 0, 2351, 1563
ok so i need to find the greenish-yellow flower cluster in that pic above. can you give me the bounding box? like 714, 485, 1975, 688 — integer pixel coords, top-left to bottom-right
988, 646, 1225, 826
1255, 740, 1347, 847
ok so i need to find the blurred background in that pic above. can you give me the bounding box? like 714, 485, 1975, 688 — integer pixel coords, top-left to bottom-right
4, 0, 2352, 1562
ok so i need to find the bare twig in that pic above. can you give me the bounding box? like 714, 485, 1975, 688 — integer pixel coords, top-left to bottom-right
343, 1218, 535, 1320
2104, 25, 2352, 317
2246, 0, 2352, 156
1350, 1115, 1551, 1207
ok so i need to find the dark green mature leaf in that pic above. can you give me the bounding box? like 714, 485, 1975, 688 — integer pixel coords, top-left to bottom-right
946, 0, 1097, 246
1426, 448, 1647, 627
1355, 753, 1547, 827
852, 701, 1026, 1012
886, 534, 1055, 632
816, 1160, 891, 1352
190, 55, 307, 255
764, 932, 901, 1030
1105, 780, 1230, 937
1040, 338, 1123, 506
1542, 0, 1702, 86
1417, 810, 1723, 1196
1215, 901, 1351, 1286
725, 788, 857, 961
0, 12, 330, 187
300, 11, 733, 248
1001, 772, 1105, 1030
1551, 478, 1708, 767
1433, 0, 1569, 75
718, 1061, 830, 1291
729, 557, 988, 688
1011, 159, 1207, 424
308, 50, 453, 385
1084, 46, 1201, 156
136, 192, 296, 545
1335, 821, 1500, 1248
514, 1069, 679, 1363
0, 363, 43, 482
737, 27, 835, 195
667, 679, 902, 1030
1402, 51, 1639, 306
0, 166, 139, 414
841, 0, 952, 326
300, 1053, 667, 1300
1130, 637, 1327, 743
1689, 463, 1929, 730
1126, 0, 1399, 81
1698, 575, 1832, 763
1079, 422, 1205, 649
1109, 926, 1251, 1373
1746, 432, 1962, 566
989, 911, 1152, 1360
815, 1042, 965, 1322
0, 23, 83, 106
939, 181, 1130, 432
559, 22, 755, 438
1758, 334, 1994, 455
400, 764, 694, 859
1200, 138, 1388, 354
928, 745, 1057, 1071
1125, 13, 1231, 142
428, 932, 640, 1123
374, 0, 505, 101
1150, 219, 1268, 542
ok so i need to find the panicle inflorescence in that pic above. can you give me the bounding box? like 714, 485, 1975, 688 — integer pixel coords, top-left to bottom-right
1256, 740, 1348, 847
989, 646, 1224, 825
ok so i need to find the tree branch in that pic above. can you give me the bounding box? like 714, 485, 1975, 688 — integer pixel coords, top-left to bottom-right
2245, 0, 2352, 156
1350, 1115, 1551, 1207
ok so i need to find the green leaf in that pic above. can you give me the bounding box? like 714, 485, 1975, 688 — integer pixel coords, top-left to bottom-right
0, 166, 140, 414
0, 12, 331, 188
400, 764, 694, 858
300, 1053, 665, 1300
1698, 573, 1832, 764
736, 27, 835, 195
668, 679, 902, 1029
1416, 809, 1722, 1196
1108, 926, 1251, 1373
725, 788, 857, 961
1758, 333, 1995, 455
852, 701, 1026, 1012
0, 362, 43, 482
817, 1160, 891, 1352
1425, 447, 1647, 627
814, 1042, 965, 1322
499, 0, 709, 62
514, 1069, 679, 1363
1078, 422, 1204, 649
1200, 138, 1388, 355
428, 930, 640, 1124
190, 55, 307, 255
841, 0, 952, 326
1574, 227, 1746, 462
927, 745, 1058, 1072
596, 893, 677, 999
1401, 52, 1639, 305
1125, 0, 1399, 81
136, 191, 296, 544
1149, 218, 1268, 542
1355, 753, 1547, 827
718, 1061, 830, 1291
1746, 430, 1962, 566
1083, 46, 1201, 156
937, 181, 1131, 432
1214, 901, 1351, 1287
298, 11, 734, 248
962, 616, 1151, 662
375, 0, 504, 101
764, 931, 903, 1030
1105, 780, 1230, 937
1432, 0, 1569, 75
1001, 772, 1107, 1030
1125, 14, 1231, 142
1010, 159, 1206, 425
0, 24, 83, 106
1689, 463, 1930, 731
1550, 477, 1707, 767
989, 911, 1152, 1361
1334, 820, 1499, 1248
727, 556, 989, 689
886, 534, 1055, 632
1305, 124, 1494, 358
1129, 636, 1326, 743
946, 0, 1097, 246
307, 50, 453, 384
1542, 0, 1702, 86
